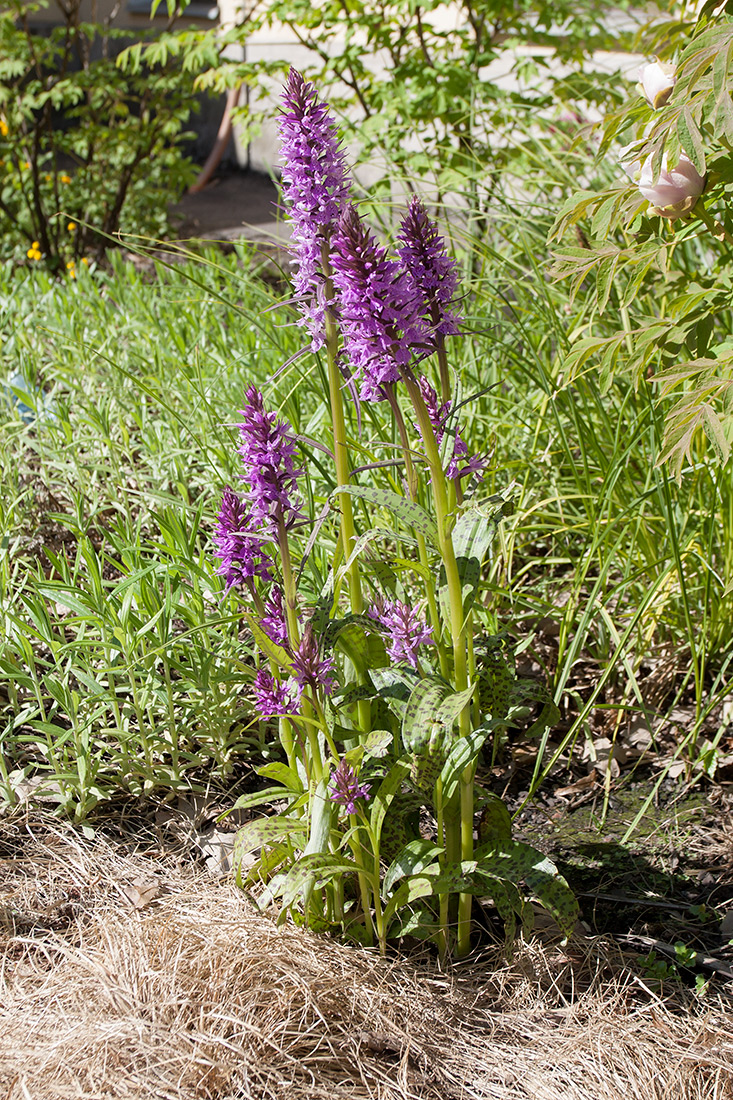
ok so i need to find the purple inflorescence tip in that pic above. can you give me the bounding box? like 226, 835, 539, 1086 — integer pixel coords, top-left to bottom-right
396, 196, 461, 338
368, 597, 434, 668
418, 375, 484, 482
261, 586, 290, 648
329, 758, 371, 814
278, 68, 351, 349
330, 205, 429, 402
213, 486, 274, 589
291, 622, 336, 696
237, 386, 304, 535
252, 668, 301, 719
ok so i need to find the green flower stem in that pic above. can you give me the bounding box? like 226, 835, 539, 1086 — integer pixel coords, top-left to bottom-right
277, 519, 301, 647
349, 812, 376, 948
385, 385, 449, 679
322, 256, 363, 618
322, 253, 371, 735
402, 369, 474, 957
436, 333, 451, 409
435, 775, 449, 962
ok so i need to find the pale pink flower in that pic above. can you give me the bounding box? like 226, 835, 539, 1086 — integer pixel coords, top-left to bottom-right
639, 61, 676, 110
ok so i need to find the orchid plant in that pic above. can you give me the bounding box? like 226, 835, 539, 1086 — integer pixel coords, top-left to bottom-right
215, 70, 577, 958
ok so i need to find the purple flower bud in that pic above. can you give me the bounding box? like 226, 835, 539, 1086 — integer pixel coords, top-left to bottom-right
237, 386, 304, 535
418, 376, 484, 482
368, 597, 434, 668
291, 622, 336, 696
213, 486, 274, 589
396, 196, 460, 338
278, 68, 352, 349
331, 205, 429, 402
329, 758, 371, 814
261, 586, 290, 648
252, 668, 301, 719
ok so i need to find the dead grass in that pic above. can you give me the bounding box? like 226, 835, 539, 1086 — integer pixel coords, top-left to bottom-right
0, 815, 731, 1100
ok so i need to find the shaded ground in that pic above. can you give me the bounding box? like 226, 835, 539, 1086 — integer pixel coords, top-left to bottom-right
170, 169, 286, 245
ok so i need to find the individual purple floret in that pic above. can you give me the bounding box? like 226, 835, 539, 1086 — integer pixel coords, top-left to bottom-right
213, 486, 274, 589
261, 586, 290, 648
368, 598, 434, 668
329, 758, 371, 814
252, 668, 300, 719
330, 205, 429, 402
237, 386, 304, 535
278, 68, 351, 349
396, 196, 461, 338
418, 375, 484, 482
291, 622, 336, 696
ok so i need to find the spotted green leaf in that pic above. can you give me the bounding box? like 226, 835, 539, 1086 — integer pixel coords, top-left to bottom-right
244, 612, 293, 671
439, 728, 491, 802
381, 860, 478, 930
370, 758, 410, 843
383, 838, 443, 898
281, 852, 364, 909
336, 485, 439, 544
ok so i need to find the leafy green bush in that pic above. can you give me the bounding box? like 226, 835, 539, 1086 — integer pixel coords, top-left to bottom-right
0, 0, 197, 269
551, 0, 733, 478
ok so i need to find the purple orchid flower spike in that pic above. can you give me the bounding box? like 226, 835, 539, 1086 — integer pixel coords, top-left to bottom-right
291, 622, 336, 696
278, 68, 352, 349
330, 205, 429, 401
237, 386, 304, 536
368, 597, 434, 668
213, 486, 274, 590
252, 668, 301, 719
396, 196, 461, 338
329, 758, 371, 814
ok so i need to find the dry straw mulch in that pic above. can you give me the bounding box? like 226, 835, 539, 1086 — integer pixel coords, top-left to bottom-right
0, 815, 731, 1100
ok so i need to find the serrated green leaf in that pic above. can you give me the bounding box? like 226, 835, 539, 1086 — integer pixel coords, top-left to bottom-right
677, 104, 706, 175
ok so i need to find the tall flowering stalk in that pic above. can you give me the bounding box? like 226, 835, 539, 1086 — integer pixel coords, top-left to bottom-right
397, 196, 461, 404
278, 68, 351, 350
279, 68, 364, 631
216, 72, 577, 961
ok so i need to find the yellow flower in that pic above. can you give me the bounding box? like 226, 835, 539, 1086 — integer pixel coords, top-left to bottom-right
60, 174, 71, 184
66, 260, 76, 279
23, 161, 30, 170
67, 221, 76, 232
26, 243, 42, 261
81, 257, 88, 266
0, 120, 8, 138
